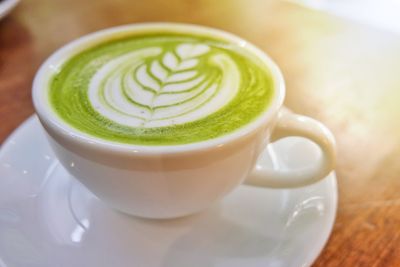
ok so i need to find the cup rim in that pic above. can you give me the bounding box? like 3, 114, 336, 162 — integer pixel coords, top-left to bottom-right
32, 22, 285, 155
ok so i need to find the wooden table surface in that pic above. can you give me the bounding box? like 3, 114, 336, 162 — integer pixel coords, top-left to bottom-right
1, 0, 400, 266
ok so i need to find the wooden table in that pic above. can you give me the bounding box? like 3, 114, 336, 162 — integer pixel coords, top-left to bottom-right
1, 0, 399, 265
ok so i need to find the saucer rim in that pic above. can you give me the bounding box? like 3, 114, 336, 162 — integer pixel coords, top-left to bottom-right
0, 0, 19, 20
0, 115, 338, 267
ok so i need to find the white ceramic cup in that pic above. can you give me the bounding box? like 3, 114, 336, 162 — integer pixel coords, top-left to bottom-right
32, 23, 336, 219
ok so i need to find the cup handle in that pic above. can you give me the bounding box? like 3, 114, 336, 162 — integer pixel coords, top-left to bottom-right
246, 108, 336, 188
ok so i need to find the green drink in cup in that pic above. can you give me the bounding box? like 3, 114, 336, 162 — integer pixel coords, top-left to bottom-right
33, 23, 336, 218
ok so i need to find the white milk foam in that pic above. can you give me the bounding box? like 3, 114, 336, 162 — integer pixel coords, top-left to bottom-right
88, 43, 240, 127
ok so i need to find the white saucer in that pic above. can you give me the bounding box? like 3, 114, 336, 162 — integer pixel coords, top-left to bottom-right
0, 116, 337, 267
0, 0, 19, 20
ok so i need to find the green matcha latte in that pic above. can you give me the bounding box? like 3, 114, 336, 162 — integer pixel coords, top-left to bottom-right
48, 29, 275, 145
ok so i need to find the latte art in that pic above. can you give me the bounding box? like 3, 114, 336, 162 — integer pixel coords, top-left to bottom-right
49, 32, 274, 145
89, 43, 239, 127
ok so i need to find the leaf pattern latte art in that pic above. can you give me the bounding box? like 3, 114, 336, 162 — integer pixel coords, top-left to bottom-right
88, 43, 240, 127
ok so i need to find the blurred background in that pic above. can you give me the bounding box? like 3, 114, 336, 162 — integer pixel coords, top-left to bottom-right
1, 0, 399, 266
